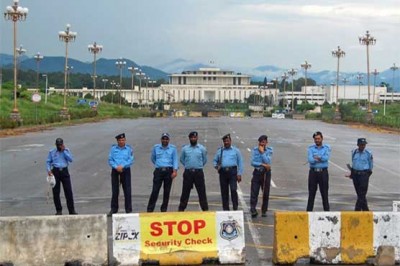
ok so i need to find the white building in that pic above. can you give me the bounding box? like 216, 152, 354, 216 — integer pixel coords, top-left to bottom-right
141, 67, 278, 104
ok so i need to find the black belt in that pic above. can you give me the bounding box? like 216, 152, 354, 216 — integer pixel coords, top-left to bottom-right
185, 168, 203, 172
310, 168, 327, 172
220, 166, 237, 172
254, 167, 265, 172
53, 167, 67, 171
353, 170, 369, 175
156, 167, 173, 171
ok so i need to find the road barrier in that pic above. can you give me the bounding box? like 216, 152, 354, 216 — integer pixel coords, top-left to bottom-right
0, 215, 107, 265
273, 211, 400, 264
189, 111, 202, 117
112, 211, 245, 265
229, 112, 244, 118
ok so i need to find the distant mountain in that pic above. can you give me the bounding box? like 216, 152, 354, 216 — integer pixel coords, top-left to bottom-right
0, 53, 28, 66
0, 54, 169, 80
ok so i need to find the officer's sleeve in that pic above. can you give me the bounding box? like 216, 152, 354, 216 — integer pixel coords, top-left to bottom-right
46, 150, 53, 172
63, 148, 73, 163
320, 145, 331, 162
307, 147, 315, 164
251, 149, 261, 167
180, 147, 185, 167
212, 149, 220, 167
237, 148, 244, 175
150, 146, 156, 165
172, 147, 179, 170
202, 146, 207, 166
126, 147, 134, 168
108, 146, 117, 169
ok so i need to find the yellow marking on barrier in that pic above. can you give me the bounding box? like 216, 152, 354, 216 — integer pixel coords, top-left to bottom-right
341, 212, 374, 264
246, 243, 273, 250
273, 212, 309, 264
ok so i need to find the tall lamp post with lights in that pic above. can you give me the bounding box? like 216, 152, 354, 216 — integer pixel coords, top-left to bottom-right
4, 0, 28, 121
58, 24, 77, 117
356, 73, 364, 106
342, 77, 349, 100
371, 69, 379, 103
359, 30, 376, 118
128, 66, 139, 107
287, 68, 297, 112
42, 74, 48, 104
301, 60, 311, 103
16, 44, 26, 77
281, 72, 288, 109
332, 46, 345, 117
390, 63, 398, 95
115, 58, 126, 108
88, 42, 103, 100
34, 52, 43, 91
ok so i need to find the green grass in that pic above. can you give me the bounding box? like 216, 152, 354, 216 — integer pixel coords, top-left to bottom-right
0, 85, 149, 129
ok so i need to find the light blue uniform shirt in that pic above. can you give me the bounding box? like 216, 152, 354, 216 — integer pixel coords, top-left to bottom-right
108, 144, 134, 169
180, 143, 207, 169
46, 148, 73, 172
251, 146, 273, 167
307, 144, 331, 168
213, 145, 244, 175
352, 148, 373, 171
151, 144, 179, 170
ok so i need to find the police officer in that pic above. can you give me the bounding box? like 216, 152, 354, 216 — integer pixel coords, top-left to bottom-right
178, 131, 209, 211
306, 131, 331, 212
46, 138, 77, 215
147, 133, 178, 212
213, 134, 244, 211
350, 138, 373, 211
250, 135, 273, 218
108, 133, 134, 216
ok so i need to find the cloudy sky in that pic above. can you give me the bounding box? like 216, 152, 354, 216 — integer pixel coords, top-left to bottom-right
1, 0, 399, 72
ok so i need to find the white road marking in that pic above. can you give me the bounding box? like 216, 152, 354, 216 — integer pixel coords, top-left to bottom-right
237, 187, 268, 265
21, 144, 45, 147
240, 141, 245, 144
247, 148, 251, 152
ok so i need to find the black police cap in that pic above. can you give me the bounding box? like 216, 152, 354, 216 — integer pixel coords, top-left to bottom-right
55, 138, 63, 145
258, 135, 268, 142
115, 133, 126, 140
357, 138, 367, 145
222, 134, 231, 140
188, 131, 198, 137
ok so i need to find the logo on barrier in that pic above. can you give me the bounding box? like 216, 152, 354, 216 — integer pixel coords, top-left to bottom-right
115, 227, 140, 241
220, 220, 240, 241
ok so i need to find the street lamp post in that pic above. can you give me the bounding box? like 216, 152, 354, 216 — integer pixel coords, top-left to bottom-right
371, 69, 379, 104
359, 30, 376, 118
42, 74, 48, 104
115, 58, 126, 108
58, 24, 77, 117
332, 46, 345, 117
33, 52, 43, 91
342, 77, 349, 100
110, 80, 116, 104
4, 0, 28, 121
287, 68, 297, 112
128, 66, 139, 107
15, 44, 26, 80
281, 72, 288, 109
102, 78, 108, 90
356, 73, 364, 106
66, 65, 73, 95
136, 72, 145, 106
88, 42, 103, 100
301, 60, 311, 103
390, 63, 398, 99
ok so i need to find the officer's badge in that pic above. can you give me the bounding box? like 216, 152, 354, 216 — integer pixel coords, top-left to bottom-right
220, 220, 240, 241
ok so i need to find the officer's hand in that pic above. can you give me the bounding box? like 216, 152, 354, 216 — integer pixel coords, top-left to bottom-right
262, 164, 271, 171
116, 165, 123, 172
258, 145, 265, 153
60, 144, 65, 151
48, 171, 53, 176
171, 170, 177, 179
237, 175, 242, 183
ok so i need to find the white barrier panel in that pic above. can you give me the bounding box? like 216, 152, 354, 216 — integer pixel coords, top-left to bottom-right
112, 211, 245, 265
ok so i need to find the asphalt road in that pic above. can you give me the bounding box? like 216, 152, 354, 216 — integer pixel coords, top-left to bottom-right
1, 117, 399, 265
